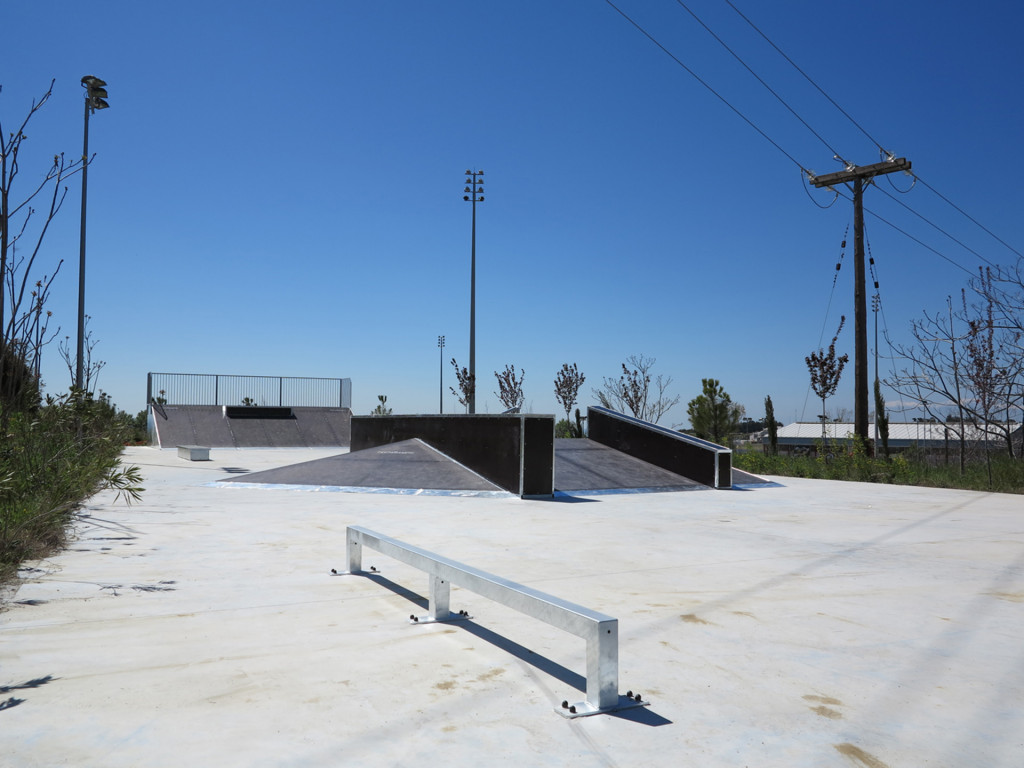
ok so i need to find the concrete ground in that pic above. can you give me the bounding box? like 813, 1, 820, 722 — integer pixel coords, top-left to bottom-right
2, 446, 1022, 767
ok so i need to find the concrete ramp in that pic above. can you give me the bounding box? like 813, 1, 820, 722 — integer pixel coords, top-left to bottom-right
149, 404, 351, 448
554, 439, 704, 492
221, 438, 506, 494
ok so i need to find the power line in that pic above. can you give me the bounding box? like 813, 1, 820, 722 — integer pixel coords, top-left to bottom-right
874, 184, 1000, 269
672, 0, 849, 165
722, 0, 1023, 266
913, 174, 1023, 260
604, 0, 810, 174
832, 189, 978, 278
722, 0, 892, 158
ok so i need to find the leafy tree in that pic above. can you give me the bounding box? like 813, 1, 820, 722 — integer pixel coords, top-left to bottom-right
553, 363, 585, 434
874, 379, 889, 459
371, 394, 392, 416
765, 394, 778, 455
806, 317, 849, 442
493, 364, 525, 412
449, 358, 474, 413
593, 353, 678, 424
686, 378, 744, 446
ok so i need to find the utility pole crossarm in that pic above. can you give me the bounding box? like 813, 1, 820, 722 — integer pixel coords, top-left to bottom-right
809, 158, 912, 188
808, 154, 911, 451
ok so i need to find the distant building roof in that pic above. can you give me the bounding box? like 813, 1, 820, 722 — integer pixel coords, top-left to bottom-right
768, 422, 1019, 447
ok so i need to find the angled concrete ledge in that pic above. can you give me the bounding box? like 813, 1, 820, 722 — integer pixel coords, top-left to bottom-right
588, 406, 732, 488
351, 414, 554, 497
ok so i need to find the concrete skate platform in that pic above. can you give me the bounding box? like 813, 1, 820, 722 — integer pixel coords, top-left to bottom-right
3, 446, 1021, 767
220, 437, 767, 495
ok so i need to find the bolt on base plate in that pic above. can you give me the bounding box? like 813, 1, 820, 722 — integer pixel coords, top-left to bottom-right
556, 694, 651, 719
408, 610, 474, 625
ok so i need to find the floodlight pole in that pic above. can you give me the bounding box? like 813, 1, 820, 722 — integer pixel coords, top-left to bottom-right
872, 293, 880, 447
77, 76, 109, 393
438, 335, 445, 413
463, 170, 483, 414
809, 157, 911, 448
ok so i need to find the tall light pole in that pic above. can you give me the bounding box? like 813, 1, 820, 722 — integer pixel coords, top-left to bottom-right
872, 293, 880, 447
437, 334, 445, 413
77, 75, 109, 392
463, 169, 483, 414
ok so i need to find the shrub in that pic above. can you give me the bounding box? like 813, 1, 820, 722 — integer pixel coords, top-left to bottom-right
0, 391, 143, 583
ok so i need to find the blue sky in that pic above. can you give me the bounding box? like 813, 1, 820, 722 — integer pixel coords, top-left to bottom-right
5, 0, 1022, 426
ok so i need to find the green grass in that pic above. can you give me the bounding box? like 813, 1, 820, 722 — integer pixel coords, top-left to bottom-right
1, 392, 143, 585
735, 444, 1024, 494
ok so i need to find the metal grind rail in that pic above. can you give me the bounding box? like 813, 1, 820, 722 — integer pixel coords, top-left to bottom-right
339, 525, 648, 717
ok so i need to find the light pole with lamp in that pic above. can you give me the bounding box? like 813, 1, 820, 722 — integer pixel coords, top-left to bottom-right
77, 75, 109, 392
437, 335, 445, 413
463, 169, 483, 414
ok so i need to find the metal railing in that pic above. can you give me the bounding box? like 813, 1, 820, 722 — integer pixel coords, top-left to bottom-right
147, 372, 351, 409
342, 526, 644, 716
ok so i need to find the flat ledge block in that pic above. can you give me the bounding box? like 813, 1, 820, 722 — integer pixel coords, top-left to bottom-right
177, 445, 211, 461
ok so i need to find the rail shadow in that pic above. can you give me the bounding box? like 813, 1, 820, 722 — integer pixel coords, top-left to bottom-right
351, 573, 672, 726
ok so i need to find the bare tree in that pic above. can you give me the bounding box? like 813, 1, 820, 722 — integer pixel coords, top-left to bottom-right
58, 317, 104, 395
1, 80, 85, 413
887, 298, 970, 471
493, 364, 525, 413
449, 358, 474, 413
554, 363, 586, 434
593, 353, 679, 424
967, 268, 1023, 457
806, 317, 849, 442
888, 274, 1023, 471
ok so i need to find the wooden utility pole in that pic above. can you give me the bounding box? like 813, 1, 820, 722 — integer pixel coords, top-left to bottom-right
809, 157, 911, 447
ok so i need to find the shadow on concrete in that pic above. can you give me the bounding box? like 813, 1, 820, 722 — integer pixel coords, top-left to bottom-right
345, 573, 672, 725
0, 675, 57, 715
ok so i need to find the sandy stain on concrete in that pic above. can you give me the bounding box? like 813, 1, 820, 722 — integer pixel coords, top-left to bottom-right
834, 743, 890, 767
680, 614, 710, 625
476, 668, 505, 683
809, 705, 843, 719
989, 591, 1024, 603
804, 694, 842, 706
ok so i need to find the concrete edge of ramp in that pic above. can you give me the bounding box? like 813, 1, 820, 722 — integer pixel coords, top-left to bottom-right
212, 482, 514, 498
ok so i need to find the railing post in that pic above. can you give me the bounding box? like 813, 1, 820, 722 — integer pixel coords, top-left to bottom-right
429, 575, 450, 621
347, 531, 362, 573
587, 618, 619, 711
